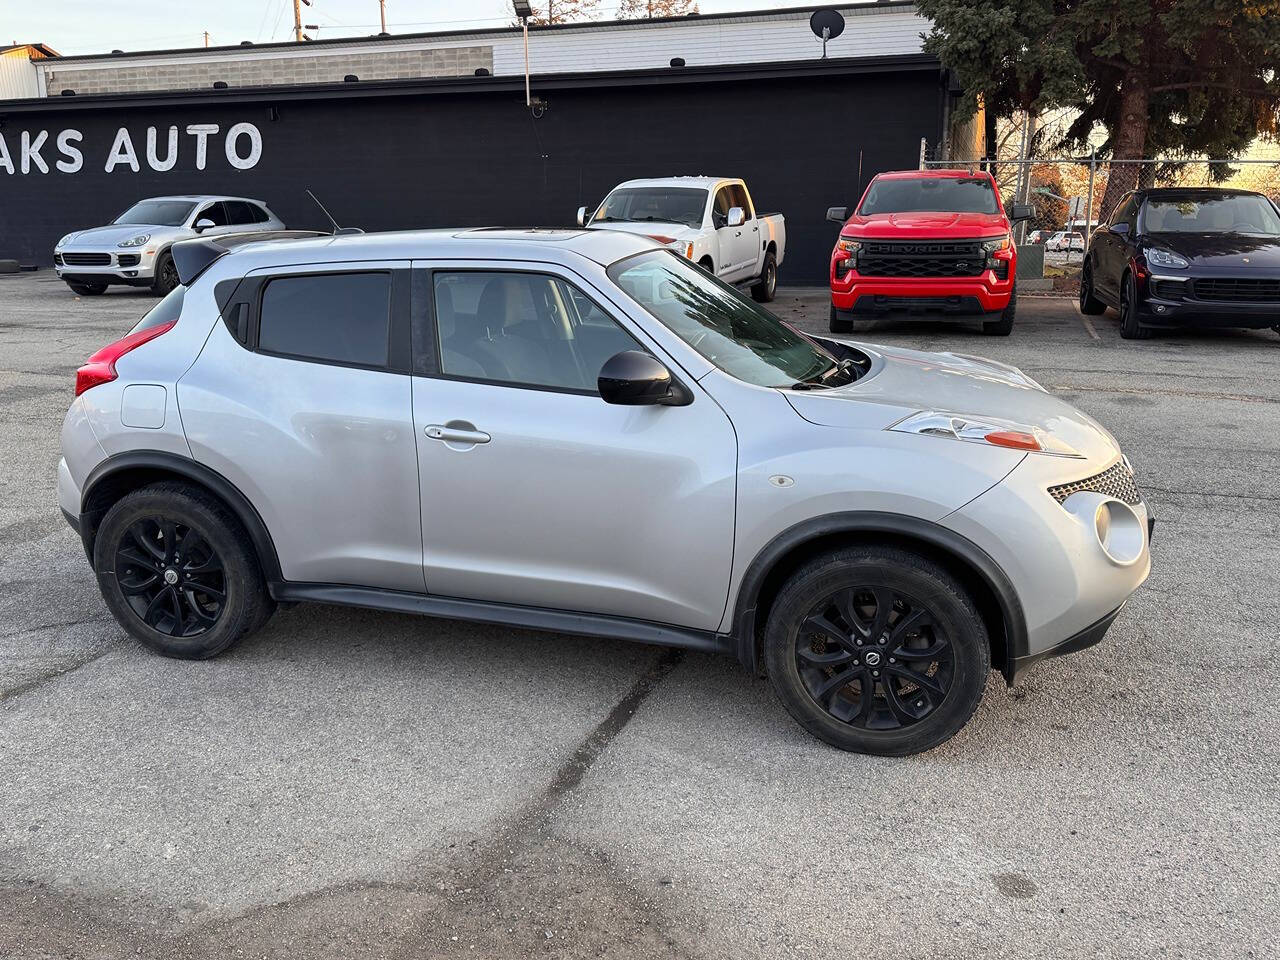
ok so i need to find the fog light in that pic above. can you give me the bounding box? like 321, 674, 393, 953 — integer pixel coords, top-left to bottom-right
1062, 492, 1145, 566
1154, 304, 1166, 314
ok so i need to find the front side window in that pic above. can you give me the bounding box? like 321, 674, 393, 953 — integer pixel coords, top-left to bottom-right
1142, 194, 1280, 234
258, 272, 391, 368
608, 251, 842, 389
433, 271, 642, 392
858, 176, 999, 216
728, 184, 753, 220
591, 188, 706, 229
113, 200, 196, 227
196, 203, 231, 227
712, 187, 733, 227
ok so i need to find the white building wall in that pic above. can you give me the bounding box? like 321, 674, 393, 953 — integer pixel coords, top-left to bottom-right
24, 5, 927, 100
0, 49, 41, 99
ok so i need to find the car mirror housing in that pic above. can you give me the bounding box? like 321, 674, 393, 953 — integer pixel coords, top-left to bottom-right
194, 218, 216, 232
727, 206, 745, 228
598, 350, 691, 406
1110, 222, 1131, 236
1009, 203, 1035, 222
826, 206, 849, 224
576, 206, 588, 227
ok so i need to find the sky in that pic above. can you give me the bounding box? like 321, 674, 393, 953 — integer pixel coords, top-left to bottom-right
7, 1, 829, 55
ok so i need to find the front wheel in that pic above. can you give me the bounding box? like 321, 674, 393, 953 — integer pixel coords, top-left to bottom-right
829, 305, 853, 334
982, 282, 1016, 336
751, 252, 778, 302
764, 546, 990, 755
1119, 273, 1152, 340
151, 250, 179, 295
1079, 261, 1106, 315
93, 482, 274, 659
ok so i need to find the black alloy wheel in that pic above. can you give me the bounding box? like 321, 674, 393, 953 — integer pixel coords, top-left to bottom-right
1119, 273, 1153, 340
1079, 261, 1106, 315
115, 518, 226, 637
795, 585, 953, 730
153, 251, 180, 295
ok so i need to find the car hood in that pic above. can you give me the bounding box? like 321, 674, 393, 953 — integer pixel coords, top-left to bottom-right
841, 211, 1009, 239
587, 221, 701, 242
61, 224, 189, 248
1145, 232, 1280, 268
786, 341, 1122, 464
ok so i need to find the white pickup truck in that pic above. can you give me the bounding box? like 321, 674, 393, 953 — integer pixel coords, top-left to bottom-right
578, 176, 786, 302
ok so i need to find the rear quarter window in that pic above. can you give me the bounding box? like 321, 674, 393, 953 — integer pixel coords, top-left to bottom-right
257, 272, 391, 368
129, 287, 185, 334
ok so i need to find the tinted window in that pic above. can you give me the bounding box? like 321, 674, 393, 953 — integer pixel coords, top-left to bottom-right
1142, 194, 1280, 234
434, 271, 641, 391
129, 286, 185, 334
113, 200, 196, 227
609, 251, 844, 389
592, 187, 706, 229
249, 203, 271, 223
712, 187, 733, 227
258, 273, 391, 367
859, 176, 999, 215
196, 202, 231, 227
223, 201, 256, 225
728, 184, 753, 220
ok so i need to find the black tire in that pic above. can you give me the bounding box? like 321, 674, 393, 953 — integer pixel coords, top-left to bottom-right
1118, 273, 1152, 340
829, 304, 853, 334
67, 281, 106, 296
93, 482, 274, 659
982, 282, 1016, 336
763, 546, 990, 755
698, 257, 715, 275
151, 250, 179, 296
750, 251, 778, 302
1271, 325, 1280, 337
1079, 261, 1106, 315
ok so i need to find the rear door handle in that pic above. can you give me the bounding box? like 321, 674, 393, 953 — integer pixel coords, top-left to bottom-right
425, 423, 490, 444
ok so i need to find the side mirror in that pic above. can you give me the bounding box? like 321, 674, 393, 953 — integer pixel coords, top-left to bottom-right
598, 350, 690, 407
576, 206, 588, 227
726, 206, 745, 228
826, 206, 849, 224
1110, 221, 1130, 236
1009, 203, 1035, 222
194, 218, 216, 232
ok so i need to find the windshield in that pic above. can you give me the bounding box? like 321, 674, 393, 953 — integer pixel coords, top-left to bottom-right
608, 251, 844, 388
1143, 195, 1280, 235
859, 176, 999, 215
593, 188, 706, 228
114, 200, 196, 227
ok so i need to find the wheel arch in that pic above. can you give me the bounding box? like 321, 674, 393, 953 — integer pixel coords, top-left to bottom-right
730, 512, 1027, 684
79, 451, 282, 582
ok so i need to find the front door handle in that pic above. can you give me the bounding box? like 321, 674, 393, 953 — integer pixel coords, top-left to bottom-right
425, 423, 491, 444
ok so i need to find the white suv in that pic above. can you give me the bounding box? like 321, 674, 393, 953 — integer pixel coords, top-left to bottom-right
58, 227, 1151, 754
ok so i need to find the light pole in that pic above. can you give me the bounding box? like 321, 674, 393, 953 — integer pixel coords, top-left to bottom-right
512, 1, 533, 108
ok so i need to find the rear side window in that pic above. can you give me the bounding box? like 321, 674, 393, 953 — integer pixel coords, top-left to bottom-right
258, 272, 391, 368
223, 201, 256, 225
250, 204, 272, 223
129, 286, 185, 335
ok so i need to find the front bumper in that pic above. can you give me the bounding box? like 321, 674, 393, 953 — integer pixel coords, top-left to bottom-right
1141, 275, 1279, 329
831, 274, 1015, 318
54, 248, 157, 284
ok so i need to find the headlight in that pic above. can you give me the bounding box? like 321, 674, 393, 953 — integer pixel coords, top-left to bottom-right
1146, 247, 1188, 269
117, 234, 151, 248
981, 234, 1011, 255
834, 238, 860, 278
889, 411, 1084, 458
835, 238, 861, 255
57, 233, 77, 248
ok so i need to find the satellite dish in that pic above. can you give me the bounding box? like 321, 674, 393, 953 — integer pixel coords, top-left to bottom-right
809, 9, 845, 59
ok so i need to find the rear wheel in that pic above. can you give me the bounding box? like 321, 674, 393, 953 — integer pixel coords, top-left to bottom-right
1079, 261, 1106, 315
982, 282, 1016, 336
67, 281, 106, 296
151, 251, 179, 296
1119, 273, 1152, 340
93, 483, 274, 659
751, 251, 778, 302
764, 546, 990, 755
829, 305, 853, 334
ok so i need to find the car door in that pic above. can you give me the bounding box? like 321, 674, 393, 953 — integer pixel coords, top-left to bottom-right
1091, 193, 1138, 304
409, 261, 737, 631
179, 261, 424, 592
726, 183, 762, 280
190, 201, 239, 239
710, 185, 746, 281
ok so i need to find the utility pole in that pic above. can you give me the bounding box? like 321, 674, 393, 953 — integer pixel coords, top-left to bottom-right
294, 0, 313, 42
203, 30, 210, 47
379, 0, 387, 33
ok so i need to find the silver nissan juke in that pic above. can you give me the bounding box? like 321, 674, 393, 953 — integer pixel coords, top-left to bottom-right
58, 227, 1151, 755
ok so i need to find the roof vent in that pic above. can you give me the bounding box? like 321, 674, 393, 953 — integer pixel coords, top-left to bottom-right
343, 74, 359, 82
474, 67, 490, 76
669, 57, 685, 67
240, 40, 253, 46
111, 49, 124, 54
60, 89, 75, 96
213, 81, 228, 89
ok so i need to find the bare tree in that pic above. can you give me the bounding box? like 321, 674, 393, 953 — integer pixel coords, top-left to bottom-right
616, 0, 699, 17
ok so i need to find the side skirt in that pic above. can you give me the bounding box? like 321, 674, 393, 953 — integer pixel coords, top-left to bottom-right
269, 582, 734, 656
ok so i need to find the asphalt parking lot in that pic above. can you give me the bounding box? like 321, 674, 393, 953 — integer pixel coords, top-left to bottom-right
2, 271, 1277, 959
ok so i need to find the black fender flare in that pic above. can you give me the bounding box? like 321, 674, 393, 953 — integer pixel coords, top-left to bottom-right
79, 450, 282, 582
729, 511, 1028, 680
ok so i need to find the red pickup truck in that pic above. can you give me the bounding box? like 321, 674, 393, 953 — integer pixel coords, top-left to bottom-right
826, 169, 1034, 336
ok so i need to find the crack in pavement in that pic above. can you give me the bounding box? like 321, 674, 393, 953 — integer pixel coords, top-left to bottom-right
0, 646, 116, 705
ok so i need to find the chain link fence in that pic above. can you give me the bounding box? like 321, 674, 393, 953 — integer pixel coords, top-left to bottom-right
918, 142, 1280, 289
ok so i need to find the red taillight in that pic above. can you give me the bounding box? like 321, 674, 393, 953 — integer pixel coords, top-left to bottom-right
74, 321, 176, 397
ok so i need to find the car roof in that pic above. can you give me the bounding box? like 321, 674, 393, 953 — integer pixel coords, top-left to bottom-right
137, 195, 267, 204
218, 227, 660, 271
609, 176, 736, 190
872, 169, 994, 181
1139, 187, 1264, 199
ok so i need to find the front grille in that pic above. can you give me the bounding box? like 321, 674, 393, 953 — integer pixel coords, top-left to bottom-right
1048, 460, 1142, 506
61, 252, 111, 266
858, 240, 987, 279
1193, 277, 1280, 302
852, 294, 986, 316
1149, 279, 1188, 300
117, 254, 140, 267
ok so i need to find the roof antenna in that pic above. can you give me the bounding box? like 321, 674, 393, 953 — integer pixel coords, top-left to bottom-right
306, 189, 364, 235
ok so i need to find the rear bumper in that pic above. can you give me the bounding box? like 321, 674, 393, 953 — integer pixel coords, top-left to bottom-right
831, 275, 1014, 315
